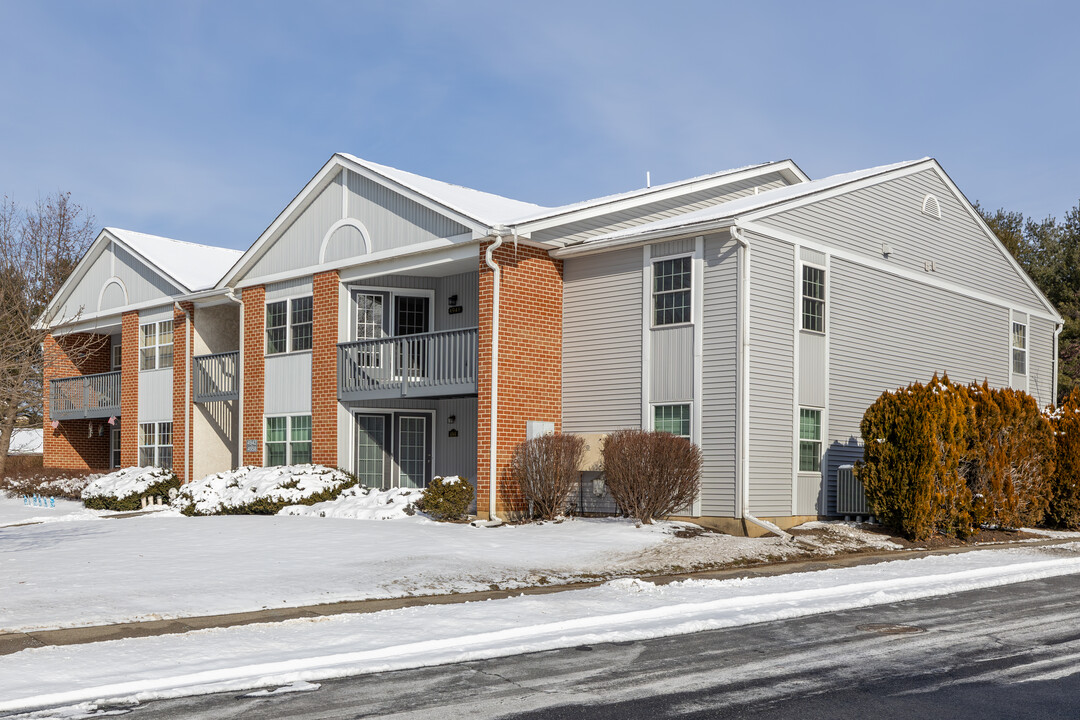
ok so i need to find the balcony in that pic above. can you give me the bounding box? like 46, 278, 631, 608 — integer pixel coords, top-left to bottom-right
50, 371, 121, 421
193, 351, 239, 403
338, 327, 478, 401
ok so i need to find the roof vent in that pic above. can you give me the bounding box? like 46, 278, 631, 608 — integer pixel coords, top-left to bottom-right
922, 194, 941, 219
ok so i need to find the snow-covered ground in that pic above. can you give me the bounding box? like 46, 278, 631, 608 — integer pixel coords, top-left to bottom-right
0, 495, 110, 528
0, 502, 908, 633
3, 542, 1080, 715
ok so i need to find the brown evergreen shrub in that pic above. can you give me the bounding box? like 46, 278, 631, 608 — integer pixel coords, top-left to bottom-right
1048, 388, 1080, 528
601, 429, 702, 524
857, 375, 973, 541
417, 476, 474, 521
508, 433, 585, 520
963, 383, 1054, 529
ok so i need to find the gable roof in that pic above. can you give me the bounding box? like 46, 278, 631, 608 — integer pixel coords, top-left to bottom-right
570, 158, 930, 246
106, 228, 243, 293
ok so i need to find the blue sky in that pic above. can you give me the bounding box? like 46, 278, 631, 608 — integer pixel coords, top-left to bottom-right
1, 1, 1077, 250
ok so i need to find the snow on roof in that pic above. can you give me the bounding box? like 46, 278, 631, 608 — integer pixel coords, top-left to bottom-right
339, 154, 549, 227
107, 228, 244, 292
578, 159, 931, 246
9, 428, 43, 455
505, 161, 783, 225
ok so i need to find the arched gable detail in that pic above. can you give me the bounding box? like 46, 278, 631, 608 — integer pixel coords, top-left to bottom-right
319, 218, 372, 264
97, 276, 129, 312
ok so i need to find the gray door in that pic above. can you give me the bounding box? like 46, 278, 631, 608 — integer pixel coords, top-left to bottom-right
355, 413, 390, 489
395, 296, 430, 378
395, 413, 432, 488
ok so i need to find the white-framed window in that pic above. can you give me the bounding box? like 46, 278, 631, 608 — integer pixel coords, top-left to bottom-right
799, 408, 822, 472
265, 415, 312, 466
1012, 321, 1027, 376
266, 296, 313, 355
138, 422, 172, 469
653, 403, 691, 440
652, 256, 692, 326
111, 343, 122, 371
110, 424, 121, 468
139, 321, 173, 370
801, 265, 826, 333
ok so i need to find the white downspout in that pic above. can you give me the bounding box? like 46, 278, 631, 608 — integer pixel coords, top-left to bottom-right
225, 289, 243, 468
1053, 322, 1064, 408
730, 226, 790, 540
174, 301, 193, 484
484, 229, 508, 520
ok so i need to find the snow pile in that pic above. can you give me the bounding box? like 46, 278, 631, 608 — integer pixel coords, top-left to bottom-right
82, 467, 177, 509
1, 472, 101, 500
0, 495, 108, 528
8, 428, 43, 455
175, 465, 357, 515
793, 521, 904, 552
280, 485, 423, 520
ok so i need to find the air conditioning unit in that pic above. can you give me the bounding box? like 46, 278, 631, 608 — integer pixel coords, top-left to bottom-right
836, 464, 871, 517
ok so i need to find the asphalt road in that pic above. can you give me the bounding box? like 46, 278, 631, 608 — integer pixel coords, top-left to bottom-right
94, 571, 1080, 719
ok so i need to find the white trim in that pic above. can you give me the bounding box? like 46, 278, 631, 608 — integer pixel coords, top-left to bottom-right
649, 250, 696, 328
739, 221, 1060, 323
641, 244, 652, 428
318, 218, 372, 264
822, 252, 832, 514
922, 194, 942, 219
512, 160, 811, 236
691, 236, 704, 517
791, 245, 801, 516
96, 277, 129, 312
236, 235, 477, 290
1010, 310, 1029, 392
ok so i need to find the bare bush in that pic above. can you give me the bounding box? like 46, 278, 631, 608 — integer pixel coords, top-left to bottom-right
601, 429, 702, 524
508, 433, 585, 520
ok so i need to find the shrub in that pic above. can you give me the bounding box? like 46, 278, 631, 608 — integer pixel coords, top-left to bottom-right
964, 382, 1054, 529
175, 465, 357, 516
82, 467, 181, 511
1048, 388, 1080, 528
416, 475, 474, 521
601, 429, 702, 524
857, 375, 973, 541
508, 433, 585, 520
1, 467, 99, 500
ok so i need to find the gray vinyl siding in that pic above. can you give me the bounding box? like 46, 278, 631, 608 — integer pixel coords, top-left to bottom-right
747, 233, 795, 516
139, 305, 174, 324
115, 245, 184, 306
138, 368, 172, 423
562, 247, 642, 432
826, 257, 1012, 514
1029, 315, 1056, 408
758, 169, 1049, 313
650, 325, 693, 402
700, 232, 738, 517
652, 237, 696, 258
55, 243, 180, 323
266, 277, 313, 301
242, 170, 471, 284
343, 271, 479, 332
799, 332, 826, 407
100, 281, 126, 311
264, 353, 312, 414
535, 173, 791, 245
64, 246, 114, 316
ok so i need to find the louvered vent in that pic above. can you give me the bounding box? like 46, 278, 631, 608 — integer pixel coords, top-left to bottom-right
922, 194, 941, 219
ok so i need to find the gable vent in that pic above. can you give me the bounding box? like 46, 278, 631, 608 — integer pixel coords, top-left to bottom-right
922, 194, 941, 219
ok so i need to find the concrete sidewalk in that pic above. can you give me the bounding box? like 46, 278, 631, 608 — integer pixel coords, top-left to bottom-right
3, 536, 1075, 657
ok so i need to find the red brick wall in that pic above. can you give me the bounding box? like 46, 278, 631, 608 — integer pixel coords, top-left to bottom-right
171, 302, 193, 482
476, 241, 563, 518
242, 285, 266, 466
120, 312, 139, 466
43, 332, 112, 471
312, 270, 339, 465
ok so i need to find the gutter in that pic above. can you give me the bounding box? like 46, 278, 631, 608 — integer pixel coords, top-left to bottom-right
550, 218, 737, 259
1054, 322, 1064, 407
483, 228, 510, 521
730, 226, 790, 540
224, 290, 244, 465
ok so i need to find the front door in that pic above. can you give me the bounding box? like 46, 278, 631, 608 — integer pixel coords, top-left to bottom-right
354, 411, 432, 489
395, 414, 432, 489
394, 296, 430, 378
355, 413, 390, 489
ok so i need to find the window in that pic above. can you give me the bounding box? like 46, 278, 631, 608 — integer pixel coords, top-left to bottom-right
138, 422, 172, 469
139, 320, 173, 370
801, 266, 825, 333
654, 404, 691, 440
653, 257, 692, 325
1012, 322, 1027, 375
111, 343, 122, 371
266, 415, 312, 466
266, 296, 313, 355
110, 425, 121, 468
799, 409, 822, 472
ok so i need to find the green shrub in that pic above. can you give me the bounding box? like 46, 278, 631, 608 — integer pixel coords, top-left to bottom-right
857, 375, 973, 541
82, 468, 181, 512
417, 475, 474, 521
601, 429, 702, 524
509, 433, 586, 520
175, 465, 358, 516
1048, 388, 1080, 528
